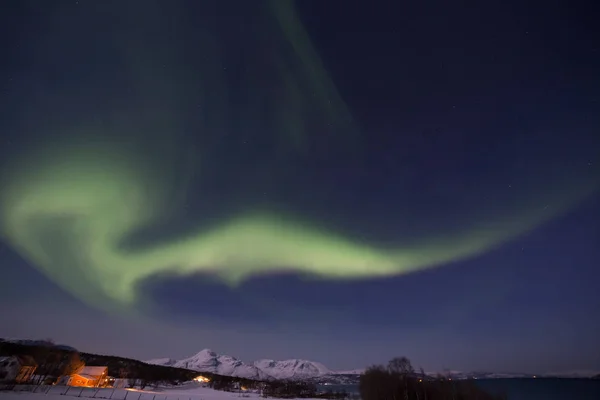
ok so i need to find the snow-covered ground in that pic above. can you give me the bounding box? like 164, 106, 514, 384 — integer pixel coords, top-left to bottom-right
0, 383, 322, 400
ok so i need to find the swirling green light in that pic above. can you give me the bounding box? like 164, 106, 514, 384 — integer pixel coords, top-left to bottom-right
1, 136, 590, 312
0, 0, 596, 314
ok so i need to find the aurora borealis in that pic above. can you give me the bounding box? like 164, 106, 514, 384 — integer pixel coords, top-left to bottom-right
1, 0, 599, 373
3, 133, 595, 310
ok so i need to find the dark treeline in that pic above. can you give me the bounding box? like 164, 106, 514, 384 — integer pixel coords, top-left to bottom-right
0, 340, 200, 387
261, 380, 346, 398
359, 357, 506, 400
208, 376, 346, 399
205, 374, 263, 392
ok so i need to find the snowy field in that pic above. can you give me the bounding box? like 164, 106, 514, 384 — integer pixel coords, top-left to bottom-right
0, 383, 320, 400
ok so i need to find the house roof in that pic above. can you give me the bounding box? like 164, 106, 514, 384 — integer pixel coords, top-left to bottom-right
78, 366, 107, 377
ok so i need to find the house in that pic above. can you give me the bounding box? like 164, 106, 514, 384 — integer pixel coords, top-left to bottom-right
0, 355, 38, 383
193, 375, 210, 383
67, 366, 109, 387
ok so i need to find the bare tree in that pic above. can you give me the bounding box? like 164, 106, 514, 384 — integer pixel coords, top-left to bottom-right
419, 368, 427, 400
361, 358, 504, 400
60, 352, 85, 380
387, 358, 414, 400
387, 357, 414, 376
34, 347, 61, 385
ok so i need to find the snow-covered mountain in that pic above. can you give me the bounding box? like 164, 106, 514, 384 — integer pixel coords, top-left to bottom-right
253, 359, 331, 380
148, 349, 272, 381
146, 349, 352, 381
541, 370, 600, 379
144, 358, 178, 367
428, 370, 600, 379
332, 369, 366, 375
434, 371, 534, 380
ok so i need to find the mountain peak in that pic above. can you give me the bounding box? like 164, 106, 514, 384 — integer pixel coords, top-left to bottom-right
254, 358, 331, 379
194, 349, 217, 357
144, 357, 177, 367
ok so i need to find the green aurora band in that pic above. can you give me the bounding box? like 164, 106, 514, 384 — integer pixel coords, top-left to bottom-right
1, 136, 595, 313
0, 0, 597, 314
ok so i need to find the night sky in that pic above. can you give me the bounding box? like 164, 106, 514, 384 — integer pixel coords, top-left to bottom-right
0, 0, 599, 374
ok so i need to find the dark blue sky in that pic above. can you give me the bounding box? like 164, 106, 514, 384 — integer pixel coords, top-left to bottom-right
0, 0, 599, 373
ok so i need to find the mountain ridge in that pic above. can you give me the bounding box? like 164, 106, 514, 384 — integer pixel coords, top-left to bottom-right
146, 348, 357, 381
146, 348, 600, 382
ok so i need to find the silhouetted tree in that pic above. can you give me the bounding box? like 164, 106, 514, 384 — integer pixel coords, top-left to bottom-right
359, 365, 392, 400
419, 368, 428, 400
33, 347, 62, 385
360, 357, 503, 400
60, 352, 85, 378
388, 357, 414, 376
262, 380, 317, 398
210, 375, 235, 391
387, 357, 414, 400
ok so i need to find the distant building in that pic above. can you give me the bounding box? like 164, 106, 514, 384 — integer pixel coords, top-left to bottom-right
106, 377, 127, 388
0, 355, 38, 383
67, 366, 109, 387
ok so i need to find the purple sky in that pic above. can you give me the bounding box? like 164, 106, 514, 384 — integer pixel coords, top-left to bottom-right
0, 0, 598, 374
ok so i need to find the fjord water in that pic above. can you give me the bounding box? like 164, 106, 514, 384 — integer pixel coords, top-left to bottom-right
323, 379, 600, 400
475, 379, 600, 400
